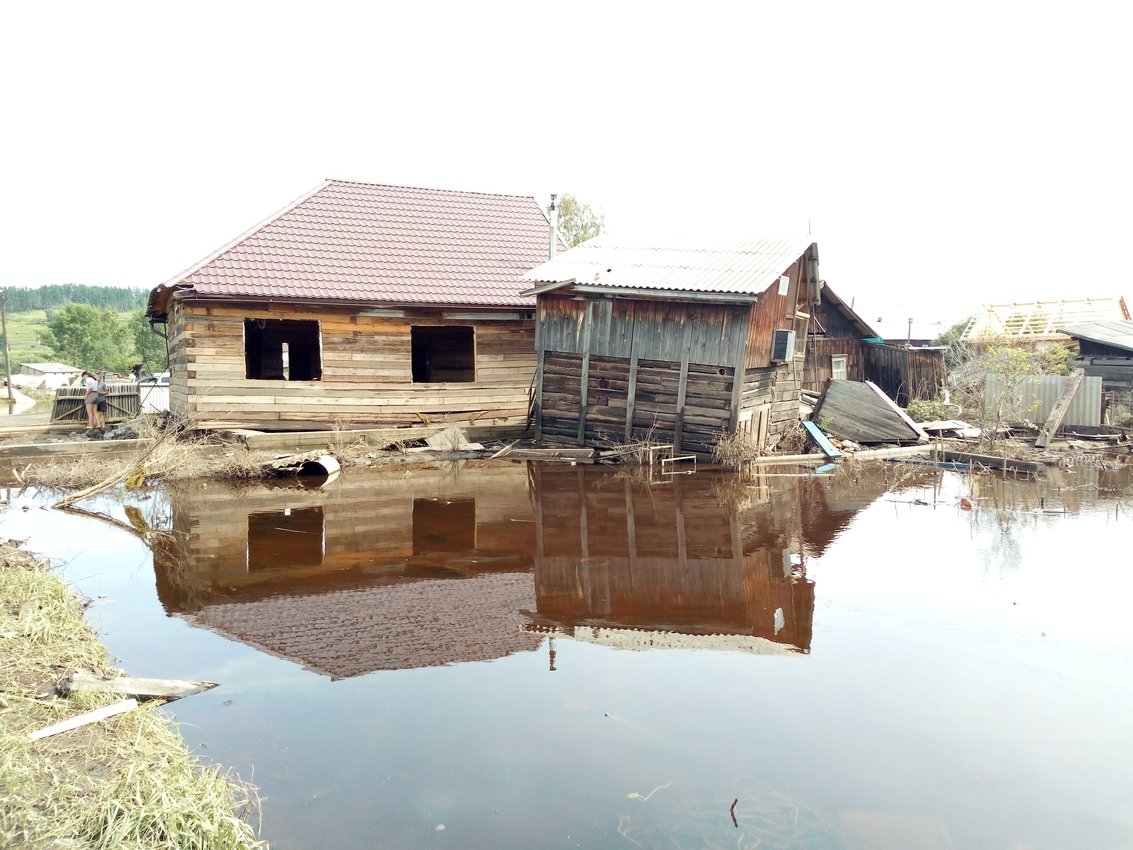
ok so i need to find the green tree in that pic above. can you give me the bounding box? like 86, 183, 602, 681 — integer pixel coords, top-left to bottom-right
129, 310, 169, 373
37, 304, 132, 373
552, 194, 604, 248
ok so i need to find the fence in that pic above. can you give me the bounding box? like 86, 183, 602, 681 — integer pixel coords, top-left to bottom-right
984, 373, 1102, 427
50, 383, 142, 424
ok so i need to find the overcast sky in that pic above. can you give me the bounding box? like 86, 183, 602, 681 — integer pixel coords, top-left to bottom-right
3, 1, 1129, 330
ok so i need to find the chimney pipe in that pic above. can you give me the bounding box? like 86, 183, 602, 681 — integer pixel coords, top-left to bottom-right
548, 193, 558, 259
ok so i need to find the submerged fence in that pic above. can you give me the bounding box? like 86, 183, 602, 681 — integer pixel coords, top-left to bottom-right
984, 373, 1102, 427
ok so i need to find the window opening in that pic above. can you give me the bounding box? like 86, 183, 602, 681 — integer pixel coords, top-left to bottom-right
244, 319, 321, 380
411, 326, 474, 382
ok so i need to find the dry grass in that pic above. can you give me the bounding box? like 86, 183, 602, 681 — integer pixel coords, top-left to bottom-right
20, 417, 282, 491
0, 543, 264, 849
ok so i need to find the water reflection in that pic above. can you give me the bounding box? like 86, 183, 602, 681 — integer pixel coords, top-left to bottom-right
154, 464, 543, 678
153, 461, 921, 671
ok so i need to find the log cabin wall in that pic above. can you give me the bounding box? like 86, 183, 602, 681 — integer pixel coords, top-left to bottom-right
534, 295, 749, 456
167, 300, 535, 430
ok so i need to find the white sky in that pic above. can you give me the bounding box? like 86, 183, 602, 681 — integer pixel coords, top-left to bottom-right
3, 1, 1129, 329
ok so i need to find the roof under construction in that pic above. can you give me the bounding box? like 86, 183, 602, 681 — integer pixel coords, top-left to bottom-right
961, 297, 1130, 342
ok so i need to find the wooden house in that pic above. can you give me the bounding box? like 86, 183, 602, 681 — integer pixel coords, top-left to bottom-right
804, 283, 946, 406
1059, 320, 1133, 395
520, 237, 822, 456
145, 180, 558, 432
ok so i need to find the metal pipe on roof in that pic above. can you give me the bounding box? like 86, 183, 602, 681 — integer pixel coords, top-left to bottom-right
548, 194, 558, 260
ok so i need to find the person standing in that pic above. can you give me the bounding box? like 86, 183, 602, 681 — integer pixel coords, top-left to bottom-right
94, 373, 110, 430
81, 371, 99, 431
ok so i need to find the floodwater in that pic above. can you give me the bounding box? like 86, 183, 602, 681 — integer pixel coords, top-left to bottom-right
2, 459, 1132, 850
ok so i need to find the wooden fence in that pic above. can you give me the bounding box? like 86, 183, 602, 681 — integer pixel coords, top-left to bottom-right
50, 383, 142, 424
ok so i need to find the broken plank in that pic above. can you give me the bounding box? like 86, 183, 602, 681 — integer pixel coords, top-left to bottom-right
802, 421, 842, 458
1035, 368, 1085, 448
29, 698, 139, 741
934, 450, 1044, 474
60, 671, 218, 701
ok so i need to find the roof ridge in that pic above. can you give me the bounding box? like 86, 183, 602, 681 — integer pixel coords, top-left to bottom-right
324, 178, 543, 202
158, 180, 333, 287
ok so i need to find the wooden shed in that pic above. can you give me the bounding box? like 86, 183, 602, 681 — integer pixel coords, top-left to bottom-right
1059, 320, 1133, 395
803, 283, 945, 406
146, 180, 558, 432
521, 237, 822, 456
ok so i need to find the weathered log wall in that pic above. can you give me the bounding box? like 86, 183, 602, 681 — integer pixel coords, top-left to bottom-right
166, 301, 535, 430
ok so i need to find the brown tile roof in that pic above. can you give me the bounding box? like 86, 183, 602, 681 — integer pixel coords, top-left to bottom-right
159, 180, 556, 310
183, 572, 542, 680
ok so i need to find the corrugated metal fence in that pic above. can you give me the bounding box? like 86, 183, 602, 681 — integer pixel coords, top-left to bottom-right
984, 374, 1102, 427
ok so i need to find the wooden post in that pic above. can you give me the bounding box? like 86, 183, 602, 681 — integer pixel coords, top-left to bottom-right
576, 302, 594, 447
623, 302, 639, 441
534, 349, 545, 441
1, 289, 13, 414
1036, 368, 1085, 448
673, 320, 694, 454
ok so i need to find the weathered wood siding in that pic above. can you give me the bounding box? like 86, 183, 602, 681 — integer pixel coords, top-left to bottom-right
802, 339, 945, 405
744, 256, 807, 370
536, 297, 748, 365
810, 294, 865, 339
167, 301, 535, 430
1075, 356, 1133, 392
802, 338, 868, 390
864, 344, 946, 406
534, 296, 750, 455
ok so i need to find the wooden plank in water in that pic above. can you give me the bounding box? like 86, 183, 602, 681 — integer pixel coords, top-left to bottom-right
61, 671, 217, 701
802, 421, 842, 458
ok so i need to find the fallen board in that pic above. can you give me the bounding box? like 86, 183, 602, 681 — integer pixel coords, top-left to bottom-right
802, 421, 842, 458
934, 450, 1044, 474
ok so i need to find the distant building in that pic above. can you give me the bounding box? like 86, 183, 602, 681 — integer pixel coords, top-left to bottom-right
15, 362, 82, 390
961, 297, 1129, 346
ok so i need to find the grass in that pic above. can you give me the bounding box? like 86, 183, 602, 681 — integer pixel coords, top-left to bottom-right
0, 543, 264, 849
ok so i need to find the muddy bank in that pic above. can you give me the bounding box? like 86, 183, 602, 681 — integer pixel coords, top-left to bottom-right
0, 542, 263, 849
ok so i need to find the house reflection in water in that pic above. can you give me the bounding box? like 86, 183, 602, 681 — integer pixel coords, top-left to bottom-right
527, 466, 813, 655
153, 460, 909, 676
153, 463, 543, 679
525, 464, 903, 659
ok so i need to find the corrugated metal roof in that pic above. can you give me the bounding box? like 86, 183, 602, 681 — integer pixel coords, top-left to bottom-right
158, 180, 556, 310
1058, 319, 1133, 353
522, 236, 816, 297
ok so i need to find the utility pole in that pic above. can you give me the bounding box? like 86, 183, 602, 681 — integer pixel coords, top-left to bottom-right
1, 289, 13, 413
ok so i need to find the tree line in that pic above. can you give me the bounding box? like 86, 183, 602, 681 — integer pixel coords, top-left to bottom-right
2, 284, 147, 313
34, 305, 168, 376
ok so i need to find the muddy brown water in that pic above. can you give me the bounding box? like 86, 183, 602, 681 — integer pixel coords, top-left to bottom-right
3, 460, 1132, 849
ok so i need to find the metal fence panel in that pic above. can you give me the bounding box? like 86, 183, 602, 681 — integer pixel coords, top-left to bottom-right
984, 374, 1102, 427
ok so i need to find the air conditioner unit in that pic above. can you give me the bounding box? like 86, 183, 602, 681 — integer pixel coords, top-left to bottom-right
771, 329, 795, 361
